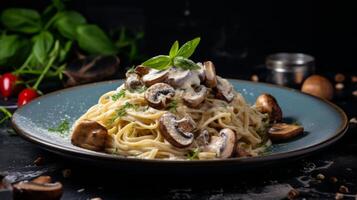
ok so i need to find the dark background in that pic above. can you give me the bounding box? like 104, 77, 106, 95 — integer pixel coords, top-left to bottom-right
1, 2, 357, 199
2, 0, 356, 78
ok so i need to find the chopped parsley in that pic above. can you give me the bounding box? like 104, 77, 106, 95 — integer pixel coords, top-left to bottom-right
48, 120, 70, 137
167, 100, 178, 113
186, 148, 200, 160
109, 102, 138, 123
112, 89, 126, 101
133, 86, 147, 93
126, 65, 135, 73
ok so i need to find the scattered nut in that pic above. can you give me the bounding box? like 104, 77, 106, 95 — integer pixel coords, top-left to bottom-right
316, 173, 325, 180
302, 75, 333, 100
287, 189, 300, 200
339, 185, 349, 193
251, 74, 259, 82
335, 73, 345, 82
330, 176, 338, 183
34, 156, 44, 166
62, 169, 72, 178
335, 83, 344, 90
335, 192, 344, 200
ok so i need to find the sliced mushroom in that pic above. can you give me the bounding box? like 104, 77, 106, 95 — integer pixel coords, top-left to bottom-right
205, 128, 236, 158
71, 120, 109, 152
166, 67, 191, 88
215, 76, 235, 102
13, 181, 63, 200
255, 93, 282, 123
203, 61, 217, 88
159, 113, 195, 148
183, 85, 208, 107
142, 69, 170, 86
177, 115, 197, 133
125, 73, 143, 90
144, 83, 175, 109
134, 65, 149, 76
268, 123, 303, 141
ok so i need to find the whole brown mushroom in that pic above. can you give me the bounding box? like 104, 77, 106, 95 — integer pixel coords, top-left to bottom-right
71, 120, 110, 152
301, 75, 333, 100
255, 93, 283, 123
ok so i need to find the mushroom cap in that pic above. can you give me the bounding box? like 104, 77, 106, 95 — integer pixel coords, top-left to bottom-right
166, 67, 191, 88
142, 69, 170, 87
205, 128, 236, 158
125, 73, 143, 90
215, 76, 235, 102
134, 65, 150, 76
268, 123, 303, 141
183, 85, 208, 108
159, 113, 195, 148
255, 93, 283, 123
203, 61, 218, 88
144, 83, 175, 109
13, 181, 63, 200
71, 120, 109, 152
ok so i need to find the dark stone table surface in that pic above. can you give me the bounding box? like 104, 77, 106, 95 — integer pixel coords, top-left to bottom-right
1, 77, 356, 200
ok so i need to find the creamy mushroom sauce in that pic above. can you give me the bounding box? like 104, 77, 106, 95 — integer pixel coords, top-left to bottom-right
71, 61, 303, 160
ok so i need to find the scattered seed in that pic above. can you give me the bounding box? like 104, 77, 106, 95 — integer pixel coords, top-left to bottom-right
331, 176, 338, 183
352, 76, 357, 83
335, 73, 345, 82
33, 156, 44, 166
287, 189, 300, 200
339, 185, 349, 193
251, 74, 259, 82
335, 83, 344, 90
335, 192, 344, 200
316, 173, 325, 180
77, 188, 85, 193
62, 169, 72, 178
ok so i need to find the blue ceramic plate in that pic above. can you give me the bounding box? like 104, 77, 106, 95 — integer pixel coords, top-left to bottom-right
11, 80, 348, 170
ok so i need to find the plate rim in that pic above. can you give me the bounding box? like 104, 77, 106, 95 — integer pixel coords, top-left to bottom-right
11, 79, 349, 165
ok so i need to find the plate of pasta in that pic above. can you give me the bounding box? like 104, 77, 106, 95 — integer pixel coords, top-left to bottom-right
12, 38, 348, 169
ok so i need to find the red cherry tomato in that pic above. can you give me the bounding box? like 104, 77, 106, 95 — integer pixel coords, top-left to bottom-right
0, 73, 19, 98
17, 88, 38, 107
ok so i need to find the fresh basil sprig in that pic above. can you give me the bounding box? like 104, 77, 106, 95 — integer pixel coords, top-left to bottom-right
142, 37, 201, 71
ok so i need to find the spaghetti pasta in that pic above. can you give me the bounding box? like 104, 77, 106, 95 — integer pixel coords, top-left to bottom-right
73, 66, 271, 160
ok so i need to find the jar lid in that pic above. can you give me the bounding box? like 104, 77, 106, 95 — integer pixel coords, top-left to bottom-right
266, 53, 315, 72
